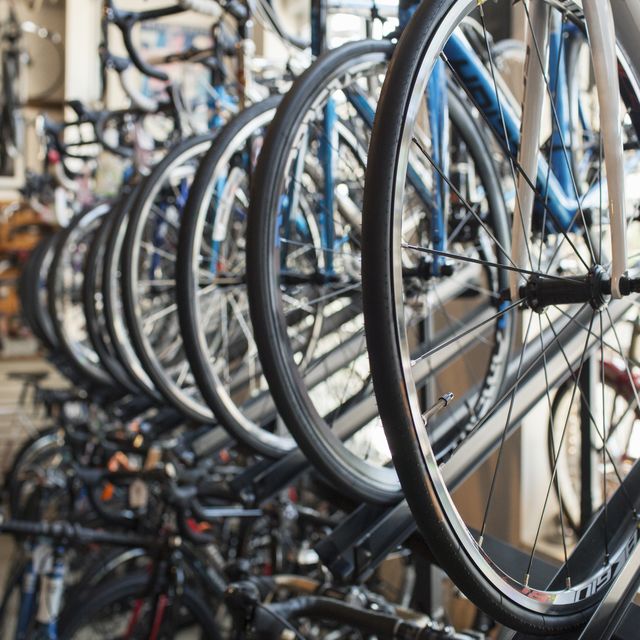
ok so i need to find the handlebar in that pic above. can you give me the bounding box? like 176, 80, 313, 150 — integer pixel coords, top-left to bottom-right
0, 516, 159, 549
104, 0, 186, 81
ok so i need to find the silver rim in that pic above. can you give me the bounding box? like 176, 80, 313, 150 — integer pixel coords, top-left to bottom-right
387, 0, 640, 615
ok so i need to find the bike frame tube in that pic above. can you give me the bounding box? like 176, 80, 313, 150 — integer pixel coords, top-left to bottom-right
510, 2, 550, 297
347, 91, 435, 211
583, 0, 628, 297
15, 544, 38, 640
548, 13, 573, 195
445, 2, 636, 299
427, 59, 450, 275
320, 98, 337, 274
444, 32, 578, 233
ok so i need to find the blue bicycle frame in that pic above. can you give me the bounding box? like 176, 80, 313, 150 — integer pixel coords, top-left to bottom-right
13, 543, 65, 640
443, 25, 602, 234
278, 4, 607, 280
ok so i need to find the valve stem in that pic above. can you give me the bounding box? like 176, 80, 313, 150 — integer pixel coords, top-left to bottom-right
422, 392, 455, 423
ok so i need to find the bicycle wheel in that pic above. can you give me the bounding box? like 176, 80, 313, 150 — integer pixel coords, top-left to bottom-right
247, 39, 511, 502
122, 134, 216, 422
177, 96, 298, 457
58, 570, 221, 639
48, 202, 116, 389
5, 425, 65, 517
21, 234, 60, 353
83, 209, 142, 393
102, 185, 162, 400
362, 0, 640, 632
0, 557, 30, 640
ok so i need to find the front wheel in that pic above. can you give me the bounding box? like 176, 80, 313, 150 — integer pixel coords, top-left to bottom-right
248, 39, 512, 504
362, 0, 640, 633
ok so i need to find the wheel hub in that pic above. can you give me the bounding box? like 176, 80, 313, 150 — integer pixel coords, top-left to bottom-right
520, 265, 612, 313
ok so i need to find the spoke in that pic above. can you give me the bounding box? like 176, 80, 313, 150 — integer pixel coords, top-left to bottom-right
327, 331, 368, 424
411, 298, 520, 368
524, 311, 595, 587
282, 292, 314, 315
432, 285, 481, 420
432, 281, 492, 348
546, 310, 638, 517
552, 305, 640, 370
197, 282, 225, 298
457, 304, 591, 457
479, 311, 536, 549
140, 242, 177, 264
280, 237, 361, 261
138, 279, 177, 287
157, 330, 183, 362
401, 243, 583, 284
143, 302, 177, 327
447, 271, 499, 300
176, 360, 190, 387
441, 59, 592, 273
227, 290, 256, 356
600, 311, 610, 562
609, 391, 621, 436
604, 306, 640, 445
303, 325, 366, 379
150, 204, 180, 230
410, 135, 518, 273
537, 313, 571, 585
447, 209, 474, 246
478, 4, 533, 271
284, 283, 361, 314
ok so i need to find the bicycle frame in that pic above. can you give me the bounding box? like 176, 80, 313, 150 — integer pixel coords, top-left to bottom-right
279, 0, 640, 297
511, 0, 627, 297
435, 6, 639, 302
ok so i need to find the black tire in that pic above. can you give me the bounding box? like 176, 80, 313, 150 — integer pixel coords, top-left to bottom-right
58, 570, 221, 639
102, 184, 163, 400
83, 207, 141, 392
360, 0, 640, 633
247, 40, 399, 502
48, 203, 116, 389
177, 95, 292, 457
122, 134, 217, 422
548, 358, 640, 535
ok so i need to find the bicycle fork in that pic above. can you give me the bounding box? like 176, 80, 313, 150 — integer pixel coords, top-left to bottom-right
34, 546, 65, 640
16, 543, 66, 640
510, 0, 629, 299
